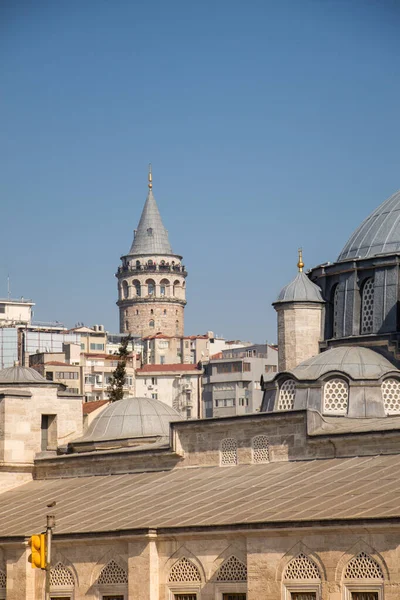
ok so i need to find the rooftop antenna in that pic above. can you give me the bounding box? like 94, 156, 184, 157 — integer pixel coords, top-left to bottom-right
148, 163, 153, 190
297, 248, 304, 272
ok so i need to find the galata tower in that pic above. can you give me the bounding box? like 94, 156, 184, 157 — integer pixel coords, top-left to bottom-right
116, 167, 187, 337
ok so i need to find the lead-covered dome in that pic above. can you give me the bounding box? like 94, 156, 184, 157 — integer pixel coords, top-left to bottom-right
338, 190, 400, 261
0, 365, 52, 385
70, 396, 181, 452
275, 271, 324, 303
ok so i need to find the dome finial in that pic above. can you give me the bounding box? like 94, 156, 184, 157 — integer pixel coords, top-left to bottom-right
297, 247, 304, 272
148, 163, 153, 189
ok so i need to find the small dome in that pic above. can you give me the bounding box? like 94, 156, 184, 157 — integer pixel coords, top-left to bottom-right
0, 366, 50, 385
275, 271, 324, 304
338, 189, 400, 261
73, 397, 181, 447
292, 346, 397, 380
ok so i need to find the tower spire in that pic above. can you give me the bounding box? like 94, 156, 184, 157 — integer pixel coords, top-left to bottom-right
297, 248, 304, 272
148, 163, 152, 190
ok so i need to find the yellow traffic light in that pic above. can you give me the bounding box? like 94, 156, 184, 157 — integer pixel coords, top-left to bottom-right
29, 534, 46, 569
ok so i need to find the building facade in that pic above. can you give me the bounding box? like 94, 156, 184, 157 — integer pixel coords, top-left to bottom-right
202, 344, 278, 417
116, 168, 187, 338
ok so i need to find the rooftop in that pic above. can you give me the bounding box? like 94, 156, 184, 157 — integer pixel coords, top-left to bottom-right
137, 363, 202, 373
1, 454, 400, 537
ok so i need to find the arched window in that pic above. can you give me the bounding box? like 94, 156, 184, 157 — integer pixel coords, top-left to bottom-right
252, 435, 269, 463
149, 320, 155, 328
381, 378, 400, 414
163, 309, 167, 315
361, 278, 374, 334
146, 279, 155, 296
50, 562, 75, 598
98, 560, 128, 585
220, 438, 237, 466
160, 278, 170, 297
132, 279, 141, 297
147, 227, 153, 236
332, 284, 340, 338
150, 309, 154, 315
216, 556, 247, 581
122, 280, 129, 299
97, 560, 128, 599
344, 552, 383, 580
277, 379, 296, 410
323, 378, 348, 414
168, 557, 201, 583
125, 320, 129, 332
136, 260, 141, 268
283, 553, 321, 599
284, 553, 321, 580
343, 552, 383, 599
175, 320, 179, 333
173, 279, 180, 297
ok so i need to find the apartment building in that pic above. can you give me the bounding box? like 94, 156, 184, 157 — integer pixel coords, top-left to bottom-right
202, 344, 278, 417
135, 363, 203, 419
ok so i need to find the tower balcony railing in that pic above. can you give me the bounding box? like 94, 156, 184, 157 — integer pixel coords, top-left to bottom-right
117, 264, 187, 276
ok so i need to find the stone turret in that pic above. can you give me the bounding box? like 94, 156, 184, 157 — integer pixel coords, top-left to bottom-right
116, 167, 187, 337
274, 250, 325, 371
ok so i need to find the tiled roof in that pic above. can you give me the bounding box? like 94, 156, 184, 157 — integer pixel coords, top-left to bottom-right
210, 352, 223, 359
1, 454, 400, 537
82, 400, 109, 415
137, 363, 201, 373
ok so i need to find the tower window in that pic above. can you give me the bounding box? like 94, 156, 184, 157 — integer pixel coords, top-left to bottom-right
122, 281, 129, 299
133, 279, 141, 296
146, 279, 155, 296
149, 320, 155, 328
125, 320, 129, 331
136, 310, 139, 315
150, 309, 154, 315
147, 227, 153, 235
164, 309, 167, 315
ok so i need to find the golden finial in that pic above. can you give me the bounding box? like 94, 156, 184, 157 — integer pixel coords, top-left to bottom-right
148, 163, 153, 189
297, 247, 304, 272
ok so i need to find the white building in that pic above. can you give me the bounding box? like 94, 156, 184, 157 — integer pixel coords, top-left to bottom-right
135, 363, 203, 419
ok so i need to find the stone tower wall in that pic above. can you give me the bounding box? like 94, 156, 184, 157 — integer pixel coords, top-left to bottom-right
117, 255, 187, 337
276, 303, 323, 371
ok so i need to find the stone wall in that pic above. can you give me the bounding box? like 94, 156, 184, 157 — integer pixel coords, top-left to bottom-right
122, 302, 185, 337
276, 303, 323, 371
2, 526, 400, 599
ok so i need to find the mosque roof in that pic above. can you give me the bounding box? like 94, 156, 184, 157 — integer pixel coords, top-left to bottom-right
291, 346, 398, 381
275, 271, 324, 304
129, 169, 173, 256
0, 365, 52, 385
72, 396, 180, 446
338, 189, 400, 261
1, 454, 400, 536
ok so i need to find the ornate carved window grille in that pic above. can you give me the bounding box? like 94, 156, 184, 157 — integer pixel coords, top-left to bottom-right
252, 435, 269, 463
98, 560, 128, 585
361, 278, 374, 334
333, 284, 340, 338
344, 553, 383, 579
381, 378, 400, 415
277, 379, 296, 410
284, 554, 320, 580
216, 556, 247, 581
323, 378, 349, 414
0, 570, 6, 589
168, 558, 201, 583
220, 438, 237, 466
50, 562, 75, 586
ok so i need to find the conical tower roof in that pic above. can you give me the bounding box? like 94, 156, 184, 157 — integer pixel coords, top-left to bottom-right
129, 167, 173, 256
274, 249, 324, 304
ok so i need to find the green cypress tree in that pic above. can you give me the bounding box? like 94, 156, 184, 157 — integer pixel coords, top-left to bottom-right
107, 335, 132, 402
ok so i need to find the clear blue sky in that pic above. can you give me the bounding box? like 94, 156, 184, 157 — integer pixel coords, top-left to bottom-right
1, 0, 400, 342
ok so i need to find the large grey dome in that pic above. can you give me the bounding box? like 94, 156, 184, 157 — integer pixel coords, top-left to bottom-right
275, 271, 323, 304
0, 366, 51, 385
338, 190, 400, 261
73, 397, 181, 447
291, 346, 398, 380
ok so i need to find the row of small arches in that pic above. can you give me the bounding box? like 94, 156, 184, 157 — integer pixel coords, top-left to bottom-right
277, 377, 400, 415
121, 279, 185, 299
0, 551, 384, 591
332, 277, 374, 338
220, 435, 269, 466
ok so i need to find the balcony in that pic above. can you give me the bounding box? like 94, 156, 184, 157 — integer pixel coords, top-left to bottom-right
117, 263, 187, 276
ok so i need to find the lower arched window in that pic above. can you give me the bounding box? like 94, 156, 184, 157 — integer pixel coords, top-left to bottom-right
323, 378, 348, 414
97, 560, 128, 600
283, 553, 321, 600
252, 435, 269, 463
381, 378, 400, 414
149, 320, 155, 328
343, 552, 383, 600
50, 562, 75, 599
277, 379, 296, 410
122, 280, 129, 299
0, 569, 6, 600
